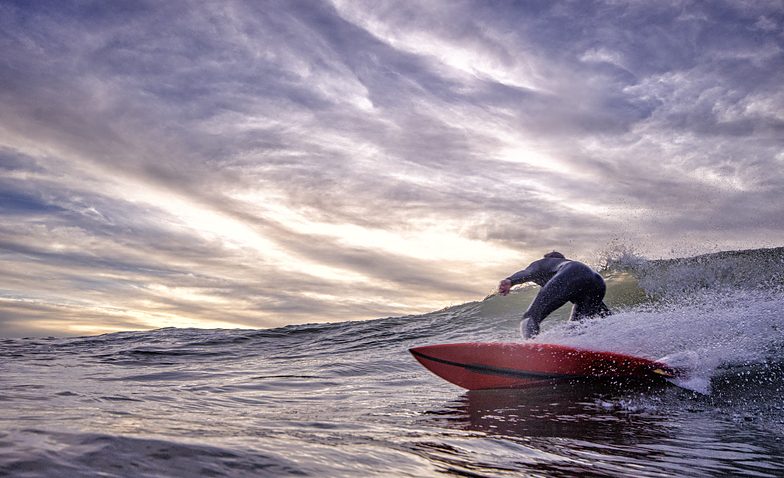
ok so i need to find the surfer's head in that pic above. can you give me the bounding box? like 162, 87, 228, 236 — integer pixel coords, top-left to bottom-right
544, 251, 565, 259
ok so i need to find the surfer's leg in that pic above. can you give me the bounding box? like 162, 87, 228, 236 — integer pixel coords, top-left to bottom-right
521, 274, 571, 338
569, 273, 609, 321
520, 317, 539, 339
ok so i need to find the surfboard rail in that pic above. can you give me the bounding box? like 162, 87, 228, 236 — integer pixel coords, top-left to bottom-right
409, 342, 679, 390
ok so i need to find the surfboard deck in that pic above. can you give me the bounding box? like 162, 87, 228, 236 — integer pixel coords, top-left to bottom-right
409, 342, 680, 390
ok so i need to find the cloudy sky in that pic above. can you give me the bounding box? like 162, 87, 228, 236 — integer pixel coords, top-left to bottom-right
1, 0, 783, 337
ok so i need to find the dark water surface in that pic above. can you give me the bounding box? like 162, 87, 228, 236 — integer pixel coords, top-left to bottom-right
2, 248, 784, 476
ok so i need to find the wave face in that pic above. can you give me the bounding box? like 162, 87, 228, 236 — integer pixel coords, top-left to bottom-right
1, 247, 783, 477
539, 246, 784, 394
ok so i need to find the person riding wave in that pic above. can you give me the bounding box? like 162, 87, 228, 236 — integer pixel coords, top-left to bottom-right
498, 252, 611, 339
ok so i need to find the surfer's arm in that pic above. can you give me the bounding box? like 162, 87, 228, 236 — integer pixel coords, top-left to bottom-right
498, 267, 535, 296
506, 267, 536, 287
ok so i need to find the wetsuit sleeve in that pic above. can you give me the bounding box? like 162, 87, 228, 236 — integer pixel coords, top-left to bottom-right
506, 266, 536, 286
506, 258, 566, 287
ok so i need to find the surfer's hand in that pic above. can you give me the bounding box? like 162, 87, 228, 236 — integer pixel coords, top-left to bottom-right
498, 279, 512, 296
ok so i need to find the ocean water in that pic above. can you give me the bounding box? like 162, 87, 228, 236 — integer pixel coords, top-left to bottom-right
2, 247, 784, 477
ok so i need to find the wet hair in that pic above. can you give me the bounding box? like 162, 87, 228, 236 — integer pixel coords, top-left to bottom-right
544, 251, 566, 259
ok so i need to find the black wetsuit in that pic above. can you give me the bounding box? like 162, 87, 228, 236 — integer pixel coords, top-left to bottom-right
506, 257, 610, 338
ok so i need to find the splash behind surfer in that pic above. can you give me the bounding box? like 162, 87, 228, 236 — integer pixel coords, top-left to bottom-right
498, 252, 611, 339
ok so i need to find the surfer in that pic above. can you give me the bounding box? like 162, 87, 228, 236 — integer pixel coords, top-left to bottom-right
498, 252, 611, 339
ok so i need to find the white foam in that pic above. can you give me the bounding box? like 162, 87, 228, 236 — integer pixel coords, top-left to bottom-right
539, 288, 784, 394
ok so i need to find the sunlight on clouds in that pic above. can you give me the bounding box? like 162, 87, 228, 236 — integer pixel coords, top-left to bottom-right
116, 185, 276, 252
66, 324, 134, 335
688, 167, 748, 191
496, 146, 561, 172
78, 306, 249, 335
579, 48, 627, 69
107, 180, 372, 284
273, 30, 375, 111
120, 310, 254, 331
563, 201, 612, 217
300, 291, 435, 314
145, 285, 231, 305
722, 91, 784, 123
492, 130, 589, 180
237, 191, 519, 264
424, 39, 539, 91
330, 0, 542, 92
310, 72, 375, 111
9, 313, 135, 337
0, 298, 251, 336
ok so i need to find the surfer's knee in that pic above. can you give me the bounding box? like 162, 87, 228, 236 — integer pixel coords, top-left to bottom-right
598, 302, 612, 317
520, 317, 540, 339
570, 300, 612, 321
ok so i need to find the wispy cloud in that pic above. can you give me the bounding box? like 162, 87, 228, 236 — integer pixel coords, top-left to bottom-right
1, 0, 782, 336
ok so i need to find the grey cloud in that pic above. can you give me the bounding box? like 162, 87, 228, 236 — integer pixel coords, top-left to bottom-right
1, 0, 783, 336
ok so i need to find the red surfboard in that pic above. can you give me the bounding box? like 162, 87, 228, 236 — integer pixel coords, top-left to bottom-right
409, 342, 679, 390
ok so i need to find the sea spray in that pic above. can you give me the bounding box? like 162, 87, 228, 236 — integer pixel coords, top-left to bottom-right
515, 247, 784, 395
